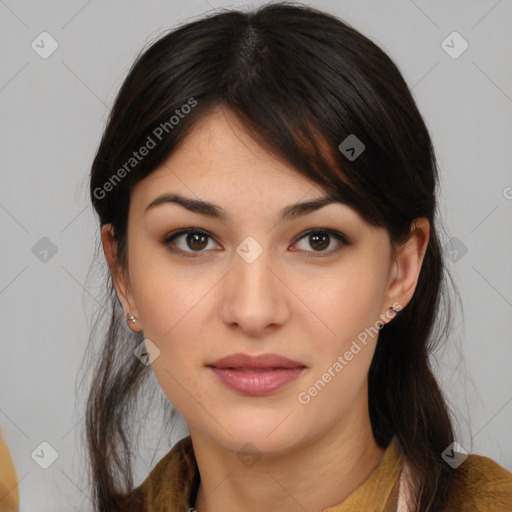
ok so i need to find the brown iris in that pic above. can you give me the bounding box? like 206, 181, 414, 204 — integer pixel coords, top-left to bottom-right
187, 232, 208, 250
309, 232, 329, 251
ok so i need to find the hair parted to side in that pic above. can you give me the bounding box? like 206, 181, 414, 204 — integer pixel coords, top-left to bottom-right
85, 2, 459, 510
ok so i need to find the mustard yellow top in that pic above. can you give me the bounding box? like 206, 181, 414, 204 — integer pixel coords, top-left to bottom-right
0, 428, 19, 512
128, 435, 512, 511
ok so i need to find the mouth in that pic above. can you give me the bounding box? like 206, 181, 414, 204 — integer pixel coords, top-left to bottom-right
206, 353, 306, 396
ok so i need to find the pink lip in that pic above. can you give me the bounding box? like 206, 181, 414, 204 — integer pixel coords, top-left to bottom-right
206, 353, 306, 396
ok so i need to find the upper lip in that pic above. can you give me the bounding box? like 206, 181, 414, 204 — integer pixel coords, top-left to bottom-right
206, 353, 306, 370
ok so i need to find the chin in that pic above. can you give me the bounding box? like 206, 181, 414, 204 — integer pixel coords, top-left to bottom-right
200, 412, 309, 455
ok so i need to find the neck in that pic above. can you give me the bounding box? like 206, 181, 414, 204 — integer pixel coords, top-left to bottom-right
191, 406, 384, 512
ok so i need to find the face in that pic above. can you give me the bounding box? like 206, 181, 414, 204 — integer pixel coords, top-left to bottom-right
104, 108, 426, 457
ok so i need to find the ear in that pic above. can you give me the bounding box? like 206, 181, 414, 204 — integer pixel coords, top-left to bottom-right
383, 217, 430, 316
101, 224, 142, 333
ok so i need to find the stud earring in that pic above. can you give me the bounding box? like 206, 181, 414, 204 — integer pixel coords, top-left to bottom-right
379, 304, 402, 330
126, 312, 138, 324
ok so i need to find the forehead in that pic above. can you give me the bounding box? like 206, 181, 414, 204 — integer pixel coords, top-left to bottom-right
157, 109, 310, 181
134, 109, 325, 205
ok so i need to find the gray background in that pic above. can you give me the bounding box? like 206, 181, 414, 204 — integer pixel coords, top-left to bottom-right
1, 0, 511, 510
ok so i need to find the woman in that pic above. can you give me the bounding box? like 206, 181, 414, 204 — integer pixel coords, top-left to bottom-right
85, 3, 512, 511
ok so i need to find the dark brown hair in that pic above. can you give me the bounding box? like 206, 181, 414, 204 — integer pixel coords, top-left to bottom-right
85, 2, 458, 510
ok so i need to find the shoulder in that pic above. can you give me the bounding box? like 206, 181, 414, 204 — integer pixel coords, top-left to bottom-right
445, 454, 512, 511
0, 427, 19, 512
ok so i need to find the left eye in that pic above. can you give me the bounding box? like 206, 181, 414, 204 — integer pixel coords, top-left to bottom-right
291, 229, 349, 257
162, 228, 350, 257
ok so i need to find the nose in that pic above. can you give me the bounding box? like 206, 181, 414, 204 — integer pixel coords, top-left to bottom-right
219, 240, 290, 338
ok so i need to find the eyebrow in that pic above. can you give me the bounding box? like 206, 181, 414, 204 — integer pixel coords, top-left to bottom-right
145, 192, 344, 222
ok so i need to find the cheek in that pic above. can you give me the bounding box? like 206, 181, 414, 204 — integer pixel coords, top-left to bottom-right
128, 249, 224, 416
129, 252, 212, 412
295, 259, 387, 351
292, 259, 387, 404
128, 236, 214, 337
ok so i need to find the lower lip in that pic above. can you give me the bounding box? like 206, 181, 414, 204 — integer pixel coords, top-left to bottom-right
208, 367, 305, 396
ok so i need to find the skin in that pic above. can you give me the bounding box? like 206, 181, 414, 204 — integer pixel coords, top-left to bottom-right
102, 108, 429, 512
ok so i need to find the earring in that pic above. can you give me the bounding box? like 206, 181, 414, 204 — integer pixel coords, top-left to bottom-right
126, 312, 138, 324
379, 305, 402, 330
389, 305, 401, 315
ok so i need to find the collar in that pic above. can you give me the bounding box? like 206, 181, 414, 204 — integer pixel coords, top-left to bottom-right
138, 435, 404, 512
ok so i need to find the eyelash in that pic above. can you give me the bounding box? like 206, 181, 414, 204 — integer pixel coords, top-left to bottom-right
161, 228, 351, 259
